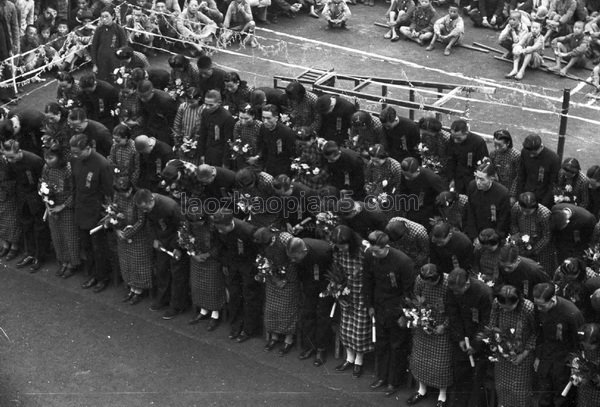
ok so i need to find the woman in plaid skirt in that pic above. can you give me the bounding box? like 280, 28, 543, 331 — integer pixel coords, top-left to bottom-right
553, 257, 598, 309
254, 228, 300, 356
185, 216, 226, 331
0, 155, 21, 259
510, 192, 555, 275
330, 225, 373, 378
231, 104, 261, 171
40, 146, 80, 277
173, 88, 204, 167
576, 323, 600, 407
490, 130, 520, 199
472, 228, 503, 291
113, 176, 153, 305
489, 285, 537, 407
108, 124, 140, 186
364, 144, 403, 220
554, 158, 590, 208
406, 264, 452, 407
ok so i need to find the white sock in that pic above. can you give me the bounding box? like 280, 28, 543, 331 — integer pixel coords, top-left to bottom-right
200, 308, 208, 315
418, 382, 427, 396
211, 310, 219, 319
346, 348, 356, 364
354, 352, 364, 366
438, 388, 447, 401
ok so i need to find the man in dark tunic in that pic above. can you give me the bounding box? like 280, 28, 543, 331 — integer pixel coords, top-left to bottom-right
315, 94, 356, 145
196, 55, 226, 101
2, 140, 47, 272
77, 73, 119, 131
430, 222, 474, 274
337, 197, 388, 238
363, 231, 415, 397
380, 106, 420, 164
551, 203, 596, 263
134, 188, 190, 320
498, 244, 550, 300
135, 135, 175, 192
255, 104, 296, 177
533, 282, 584, 407
516, 133, 561, 209
286, 237, 334, 367
198, 90, 235, 167
70, 133, 114, 293
445, 119, 488, 194
322, 141, 365, 201
196, 164, 236, 202
211, 208, 262, 343
0, 109, 45, 157
136, 80, 178, 146
67, 108, 112, 157
446, 268, 493, 407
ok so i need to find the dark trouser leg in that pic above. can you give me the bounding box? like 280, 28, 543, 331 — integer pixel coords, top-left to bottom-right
79, 229, 94, 274
227, 265, 244, 333
154, 251, 172, 306
169, 253, 190, 311
449, 347, 490, 407
300, 282, 320, 350
90, 228, 111, 281
315, 295, 333, 350
500, 38, 514, 54
241, 263, 263, 336
106, 232, 120, 283
386, 322, 411, 387
537, 358, 575, 407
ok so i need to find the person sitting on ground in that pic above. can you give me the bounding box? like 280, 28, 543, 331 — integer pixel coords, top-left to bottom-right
467, 0, 506, 29
322, 0, 351, 29
498, 10, 530, 59
592, 61, 600, 90
177, 0, 219, 54
506, 20, 545, 80
427, 2, 464, 55
124, 6, 158, 55
385, 0, 415, 41
223, 0, 258, 47
546, 0, 577, 42
399, 0, 435, 46
551, 20, 590, 76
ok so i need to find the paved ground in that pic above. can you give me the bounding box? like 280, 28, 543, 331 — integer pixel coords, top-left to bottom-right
0, 257, 441, 407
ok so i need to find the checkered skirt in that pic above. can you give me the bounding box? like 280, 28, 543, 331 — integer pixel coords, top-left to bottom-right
578, 349, 600, 407
48, 208, 80, 265
264, 272, 300, 335
336, 251, 374, 354
0, 189, 22, 243
117, 232, 154, 290
409, 275, 453, 388
190, 257, 226, 311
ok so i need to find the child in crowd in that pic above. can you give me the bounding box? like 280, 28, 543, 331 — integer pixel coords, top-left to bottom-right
498, 10, 529, 58
19, 25, 43, 73
50, 19, 71, 53
72, 0, 93, 25
385, 0, 416, 41
399, 0, 435, 45
551, 20, 590, 76
506, 20, 545, 80
39, 25, 58, 61
223, 0, 258, 47
125, 6, 158, 55
35, 4, 58, 33
322, 0, 351, 29
426, 2, 464, 55
65, 10, 96, 71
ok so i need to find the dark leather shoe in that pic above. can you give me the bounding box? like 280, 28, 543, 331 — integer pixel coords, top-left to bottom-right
92, 280, 108, 293
207, 318, 220, 331
229, 328, 242, 340
384, 385, 398, 397
62, 267, 76, 279
149, 302, 167, 312
335, 361, 353, 371
129, 293, 143, 305
188, 312, 209, 325
264, 339, 278, 352
298, 348, 315, 360
435, 401, 447, 407
236, 331, 252, 343
81, 277, 97, 289
29, 258, 41, 272
352, 364, 362, 378
123, 291, 134, 302
5, 249, 19, 261
16, 255, 34, 268
162, 308, 182, 320
313, 350, 326, 367
278, 342, 294, 356
0, 246, 10, 257
370, 378, 386, 390
406, 392, 428, 405
56, 264, 67, 277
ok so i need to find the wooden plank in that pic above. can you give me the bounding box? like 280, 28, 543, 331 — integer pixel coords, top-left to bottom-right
571, 82, 586, 96
456, 43, 489, 53
586, 93, 600, 100
374, 22, 389, 29
349, 74, 496, 94
473, 42, 503, 54
433, 86, 464, 107
352, 79, 372, 92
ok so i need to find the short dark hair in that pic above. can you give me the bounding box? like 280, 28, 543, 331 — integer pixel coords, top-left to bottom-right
367, 230, 389, 248
418, 117, 442, 132
493, 129, 513, 149
68, 108, 87, 121
262, 104, 279, 117
197, 55, 212, 69
69, 133, 92, 149
447, 268, 469, 288
450, 119, 468, 133
379, 106, 397, 124
78, 73, 96, 89
113, 124, 132, 140
133, 189, 154, 206
533, 282, 555, 302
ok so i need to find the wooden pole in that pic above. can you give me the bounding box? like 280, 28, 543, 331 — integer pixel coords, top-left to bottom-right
557, 88, 570, 161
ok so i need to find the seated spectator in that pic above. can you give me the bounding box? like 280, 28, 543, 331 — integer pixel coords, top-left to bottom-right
506, 20, 545, 80
39, 24, 58, 61
426, 2, 464, 55
498, 11, 530, 59
546, 0, 577, 41
64, 10, 95, 71
322, 0, 351, 29
19, 25, 43, 73
223, 0, 258, 47
468, 0, 507, 29
177, 0, 219, 54
35, 3, 58, 33
125, 6, 158, 55
150, 1, 180, 49
15, 0, 34, 36
385, 0, 415, 41
551, 20, 590, 76
399, 0, 435, 45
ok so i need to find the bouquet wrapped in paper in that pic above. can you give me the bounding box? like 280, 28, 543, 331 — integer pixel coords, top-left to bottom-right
177, 222, 197, 256
254, 254, 287, 283
229, 138, 253, 160
477, 326, 524, 363
417, 142, 443, 174
401, 296, 436, 334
